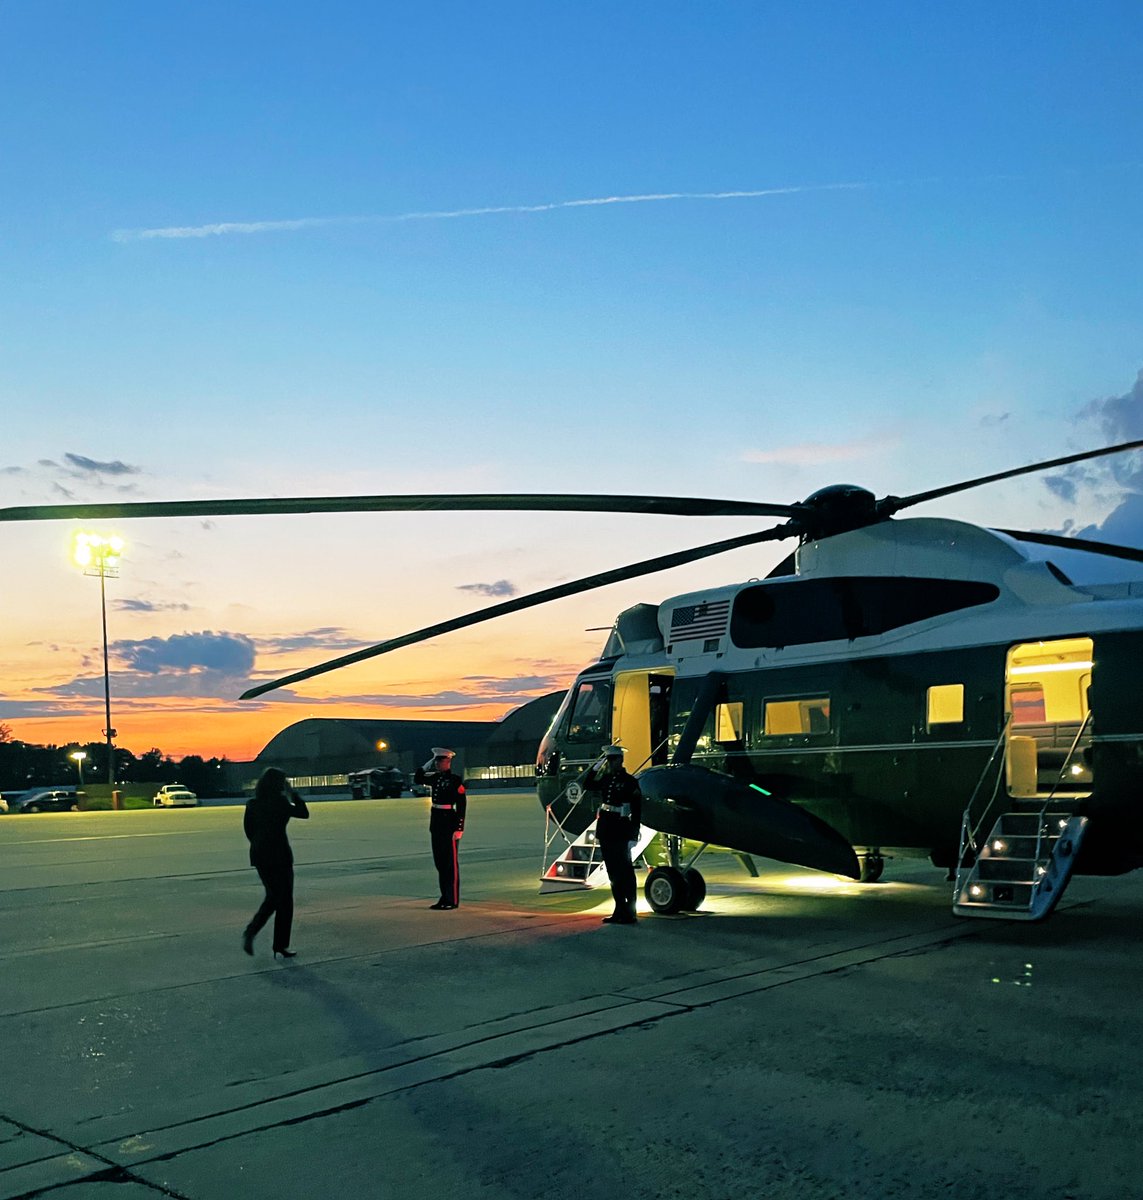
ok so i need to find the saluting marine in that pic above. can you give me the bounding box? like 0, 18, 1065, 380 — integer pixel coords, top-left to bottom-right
414, 747, 466, 909
581, 745, 642, 924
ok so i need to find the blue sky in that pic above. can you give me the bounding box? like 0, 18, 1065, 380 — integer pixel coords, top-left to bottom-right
2, 1, 1142, 759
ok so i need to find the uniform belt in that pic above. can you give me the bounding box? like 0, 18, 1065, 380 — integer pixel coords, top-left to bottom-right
599, 803, 631, 816
431, 803, 455, 810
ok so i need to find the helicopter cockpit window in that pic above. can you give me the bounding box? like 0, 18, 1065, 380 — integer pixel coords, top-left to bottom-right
731, 577, 1000, 647
763, 696, 830, 736
926, 683, 965, 729
565, 679, 612, 742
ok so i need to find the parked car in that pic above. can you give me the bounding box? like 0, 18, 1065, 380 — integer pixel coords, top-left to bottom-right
153, 784, 198, 808
347, 768, 405, 799
18, 789, 79, 813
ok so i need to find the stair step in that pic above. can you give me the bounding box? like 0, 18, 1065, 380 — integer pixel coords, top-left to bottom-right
981, 835, 1058, 858
977, 858, 1047, 883
995, 813, 1072, 836
567, 846, 600, 862
961, 880, 1035, 904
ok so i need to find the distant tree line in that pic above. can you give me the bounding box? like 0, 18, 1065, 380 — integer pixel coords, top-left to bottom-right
0, 723, 231, 797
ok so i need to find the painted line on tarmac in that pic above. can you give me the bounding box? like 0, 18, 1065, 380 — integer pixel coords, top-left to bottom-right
6, 830, 221, 845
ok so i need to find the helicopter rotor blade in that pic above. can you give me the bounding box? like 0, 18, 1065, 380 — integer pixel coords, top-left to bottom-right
877, 438, 1143, 518
239, 521, 797, 700
995, 528, 1143, 564
0, 492, 803, 524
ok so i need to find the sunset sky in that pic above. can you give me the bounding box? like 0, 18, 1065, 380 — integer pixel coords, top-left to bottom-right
3, 1, 1143, 763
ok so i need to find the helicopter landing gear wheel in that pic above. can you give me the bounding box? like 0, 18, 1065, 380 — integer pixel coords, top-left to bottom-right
858, 851, 885, 883
682, 868, 706, 911
645, 866, 689, 914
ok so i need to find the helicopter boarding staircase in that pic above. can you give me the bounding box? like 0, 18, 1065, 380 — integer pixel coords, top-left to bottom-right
953, 716, 1091, 920
539, 774, 658, 893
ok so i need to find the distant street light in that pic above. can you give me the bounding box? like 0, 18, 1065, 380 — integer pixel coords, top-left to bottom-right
70, 750, 87, 787
72, 532, 124, 788
376, 740, 388, 752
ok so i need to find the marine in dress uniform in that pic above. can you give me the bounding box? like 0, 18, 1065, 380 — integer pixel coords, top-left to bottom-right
581, 745, 642, 924
414, 747, 466, 909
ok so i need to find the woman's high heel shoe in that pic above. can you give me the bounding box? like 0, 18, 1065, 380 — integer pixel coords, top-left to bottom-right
273, 948, 297, 959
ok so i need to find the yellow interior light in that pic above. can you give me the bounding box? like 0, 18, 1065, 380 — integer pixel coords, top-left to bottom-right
1010, 661, 1093, 675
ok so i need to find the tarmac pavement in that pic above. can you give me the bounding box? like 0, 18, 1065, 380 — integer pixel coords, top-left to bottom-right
2, 793, 1142, 1199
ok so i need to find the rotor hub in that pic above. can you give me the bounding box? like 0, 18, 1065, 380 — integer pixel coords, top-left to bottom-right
797, 484, 880, 541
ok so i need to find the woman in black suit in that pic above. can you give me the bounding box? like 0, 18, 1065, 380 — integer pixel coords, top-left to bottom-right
241, 767, 309, 959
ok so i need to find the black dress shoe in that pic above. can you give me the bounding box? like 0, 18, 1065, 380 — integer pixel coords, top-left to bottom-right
241, 930, 254, 956
273, 948, 298, 959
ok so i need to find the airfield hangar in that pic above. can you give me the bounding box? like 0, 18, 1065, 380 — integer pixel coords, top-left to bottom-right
239, 692, 565, 792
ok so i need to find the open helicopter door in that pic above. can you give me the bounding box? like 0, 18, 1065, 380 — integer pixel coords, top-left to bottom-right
1004, 637, 1094, 801
956, 637, 1092, 920
612, 670, 674, 770
539, 670, 673, 893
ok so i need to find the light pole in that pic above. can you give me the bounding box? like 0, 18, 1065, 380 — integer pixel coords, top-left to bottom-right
73, 533, 124, 789
70, 750, 86, 788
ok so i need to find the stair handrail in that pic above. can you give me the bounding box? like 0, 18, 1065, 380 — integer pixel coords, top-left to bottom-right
1031, 709, 1093, 868
957, 715, 1013, 874
632, 736, 670, 776
540, 758, 601, 869
1045, 710, 1093, 800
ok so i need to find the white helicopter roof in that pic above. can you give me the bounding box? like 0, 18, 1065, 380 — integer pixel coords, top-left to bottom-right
662, 518, 1143, 609
796, 516, 1143, 586
643, 516, 1143, 670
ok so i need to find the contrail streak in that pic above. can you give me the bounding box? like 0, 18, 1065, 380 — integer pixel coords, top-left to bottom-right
110, 183, 867, 242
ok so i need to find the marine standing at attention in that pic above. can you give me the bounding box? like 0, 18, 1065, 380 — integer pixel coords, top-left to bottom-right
414, 747, 466, 909
581, 745, 642, 924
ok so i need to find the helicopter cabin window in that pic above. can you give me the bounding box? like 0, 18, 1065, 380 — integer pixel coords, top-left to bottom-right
565, 678, 613, 742
731, 577, 1000, 647
1010, 685, 1047, 725
763, 696, 830, 736
926, 683, 964, 728
714, 701, 744, 744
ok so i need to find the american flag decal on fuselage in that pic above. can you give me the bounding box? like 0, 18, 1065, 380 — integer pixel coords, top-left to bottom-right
669, 598, 731, 642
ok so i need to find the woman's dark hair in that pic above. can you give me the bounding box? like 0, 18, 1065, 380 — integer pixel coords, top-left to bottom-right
255, 767, 288, 804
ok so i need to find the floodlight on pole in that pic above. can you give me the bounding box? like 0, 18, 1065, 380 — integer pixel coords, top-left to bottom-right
70, 750, 87, 787
72, 532, 124, 787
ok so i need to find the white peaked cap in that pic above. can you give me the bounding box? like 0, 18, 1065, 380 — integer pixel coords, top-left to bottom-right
431, 747, 456, 758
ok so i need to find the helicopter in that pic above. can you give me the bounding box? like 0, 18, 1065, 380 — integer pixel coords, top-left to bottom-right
6, 439, 1143, 922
